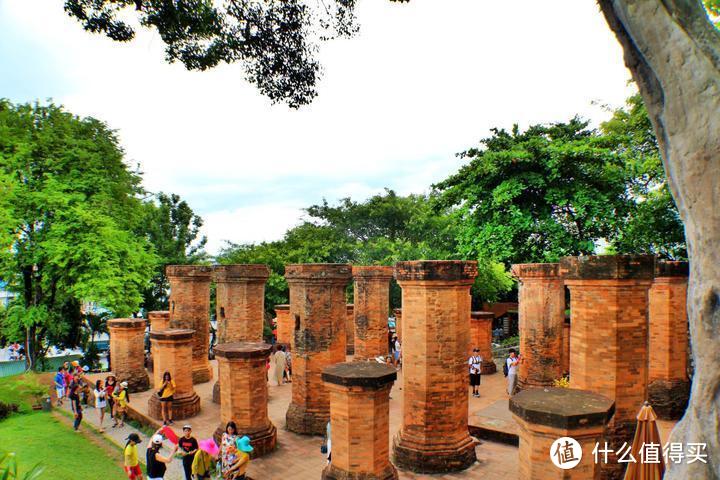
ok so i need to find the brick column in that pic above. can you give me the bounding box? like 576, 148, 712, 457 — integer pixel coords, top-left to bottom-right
561, 322, 570, 376
392, 261, 478, 473
167, 265, 213, 384
108, 318, 149, 393
393, 308, 402, 342
274, 304, 292, 347
148, 329, 201, 420
352, 266, 393, 361
285, 264, 352, 435
213, 342, 276, 457
561, 255, 654, 480
469, 311, 497, 374
148, 311, 170, 331
321, 363, 398, 480
213, 264, 270, 403
510, 388, 615, 480
648, 260, 690, 420
512, 263, 565, 388
346, 304, 355, 355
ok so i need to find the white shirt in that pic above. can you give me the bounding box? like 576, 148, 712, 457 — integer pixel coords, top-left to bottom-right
507, 357, 518, 375
468, 355, 482, 374
394, 340, 401, 353
94, 388, 107, 408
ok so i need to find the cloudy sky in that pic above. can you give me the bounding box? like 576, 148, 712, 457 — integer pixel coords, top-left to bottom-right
0, 0, 633, 254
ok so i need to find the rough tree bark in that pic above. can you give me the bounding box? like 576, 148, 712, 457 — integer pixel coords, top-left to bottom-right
597, 1, 720, 478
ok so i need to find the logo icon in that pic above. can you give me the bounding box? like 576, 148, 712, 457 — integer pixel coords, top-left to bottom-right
550, 436, 582, 469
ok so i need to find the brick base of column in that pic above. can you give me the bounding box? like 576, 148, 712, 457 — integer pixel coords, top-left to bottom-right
213, 423, 277, 458
648, 379, 690, 420
192, 363, 213, 384
392, 433, 476, 473
212, 381, 220, 404
601, 421, 638, 480
286, 403, 327, 436
481, 360, 496, 375
148, 392, 201, 420
125, 373, 151, 393
321, 464, 398, 480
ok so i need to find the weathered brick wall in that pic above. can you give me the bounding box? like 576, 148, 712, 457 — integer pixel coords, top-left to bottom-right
392, 261, 478, 473
214, 342, 276, 457
346, 304, 355, 355
215, 264, 269, 343
148, 311, 170, 332
321, 362, 398, 480
285, 264, 352, 435
108, 318, 149, 392
561, 255, 654, 480
148, 329, 200, 419
512, 263, 565, 388
274, 305, 292, 346
561, 322, 570, 376
166, 265, 213, 384
352, 266, 393, 361
469, 311, 497, 374
648, 260, 689, 419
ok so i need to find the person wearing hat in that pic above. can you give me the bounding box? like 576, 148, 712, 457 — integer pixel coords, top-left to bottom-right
468, 347, 483, 398
223, 436, 252, 480
123, 432, 142, 480
112, 381, 130, 427
178, 424, 199, 480
146, 428, 178, 480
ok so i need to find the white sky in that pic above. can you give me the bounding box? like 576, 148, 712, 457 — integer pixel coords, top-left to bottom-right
0, 0, 633, 254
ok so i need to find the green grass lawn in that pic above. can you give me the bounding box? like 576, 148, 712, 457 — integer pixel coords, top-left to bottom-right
0, 412, 127, 479
0, 372, 52, 413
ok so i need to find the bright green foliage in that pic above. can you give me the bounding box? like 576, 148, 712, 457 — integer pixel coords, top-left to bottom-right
704, 0, 720, 24
0, 100, 157, 369
0, 452, 44, 480
142, 192, 208, 312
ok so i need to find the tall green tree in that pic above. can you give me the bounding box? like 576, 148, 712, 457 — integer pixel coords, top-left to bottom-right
142, 192, 207, 312
0, 100, 157, 369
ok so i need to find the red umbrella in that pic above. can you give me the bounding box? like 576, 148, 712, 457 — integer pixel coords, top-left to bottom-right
623, 402, 665, 480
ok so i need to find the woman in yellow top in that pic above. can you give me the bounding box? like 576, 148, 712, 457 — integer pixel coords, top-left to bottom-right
158, 371, 176, 426
123, 433, 142, 480
224, 436, 252, 480
112, 381, 130, 427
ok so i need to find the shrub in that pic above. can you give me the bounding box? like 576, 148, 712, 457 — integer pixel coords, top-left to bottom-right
0, 401, 19, 421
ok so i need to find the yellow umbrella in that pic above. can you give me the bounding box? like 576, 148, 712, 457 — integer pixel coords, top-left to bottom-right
624, 402, 665, 480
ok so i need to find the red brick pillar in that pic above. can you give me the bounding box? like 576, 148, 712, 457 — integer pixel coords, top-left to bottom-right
648, 260, 690, 420
285, 264, 352, 435
212, 264, 270, 403
510, 388, 615, 479
274, 305, 292, 347
512, 263, 565, 388
148, 311, 170, 331
561, 322, 570, 376
166, 265, 213, 384
393, 308, 402, 342
353, 266, 393, 361
321, 363, 398, 480
213, 342, 276, 457
148, 329, 201, 419
346, 304, 355, 355
561, 255, 654, 480
392, 261, 478, 473
469, 311, 497, 374
108, 318, 150, 393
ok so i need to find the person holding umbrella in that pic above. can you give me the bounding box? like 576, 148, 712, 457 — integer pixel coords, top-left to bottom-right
146, 429, 178, 480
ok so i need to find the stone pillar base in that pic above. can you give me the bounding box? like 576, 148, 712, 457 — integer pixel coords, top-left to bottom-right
126, 373, 151, 393
481, 360, 496, 375
192, 363, 213, 384
148, 392, 201, 420
213, 423, 277, 458
321, 464, 398, 480
286, 403, 327, 436
648, 379, 690, 420
212, 381, 220, 404
392, 433, 476, 474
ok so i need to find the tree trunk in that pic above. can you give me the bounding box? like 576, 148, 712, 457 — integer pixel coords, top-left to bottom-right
597, 1, 720, 478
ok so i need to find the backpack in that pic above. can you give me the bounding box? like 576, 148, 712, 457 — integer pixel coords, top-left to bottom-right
502, 358, 509, 377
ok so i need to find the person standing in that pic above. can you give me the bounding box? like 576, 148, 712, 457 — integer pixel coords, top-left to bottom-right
158, 371, 176, 425
105, 375, 117, 426
146, 430, 178, 480
284, 348, 292, 383
123, 433, 142, 480
273, 346, 287, 386
468, 348, 483, 398
223, 436, 252, 480
506, 349, 521, 396
178, 424, 199, 480
113, 381, 130, 427
191, 445, 216, 480
93, 380, 107, 431
54, 366, 66, 406
393, 336, 401, 369
220, 421, 238, 474
69, 380, 83, 431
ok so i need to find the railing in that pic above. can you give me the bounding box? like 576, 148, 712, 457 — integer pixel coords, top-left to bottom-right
0, 354, 83, 378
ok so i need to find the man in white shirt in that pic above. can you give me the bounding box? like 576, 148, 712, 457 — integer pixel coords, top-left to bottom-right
506, 349, 521, 396
468, 349, 483, 397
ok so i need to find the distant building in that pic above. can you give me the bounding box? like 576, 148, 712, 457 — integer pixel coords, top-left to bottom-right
0, 281, 17, 307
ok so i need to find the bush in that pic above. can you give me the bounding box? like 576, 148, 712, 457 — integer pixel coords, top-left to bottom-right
0, 401, 19, 421
499, 335, 519, 347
